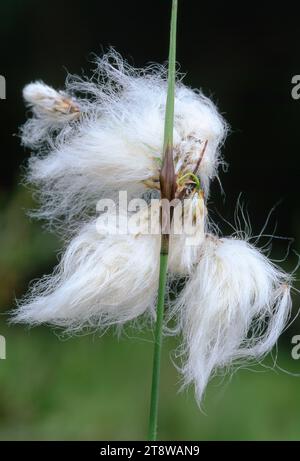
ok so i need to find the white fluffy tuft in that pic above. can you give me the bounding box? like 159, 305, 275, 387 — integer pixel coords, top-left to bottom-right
22, 51, 227, 230
172, 235, 292, 404
22, 81, 80, 147
17, 50, 293, 406
12, 199, 207, 332
12, 216, 161, 332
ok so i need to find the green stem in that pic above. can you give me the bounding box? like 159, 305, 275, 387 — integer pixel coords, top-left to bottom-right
163, 0, 178, 153
148, 251, 169, 441
147, 0, 178, 441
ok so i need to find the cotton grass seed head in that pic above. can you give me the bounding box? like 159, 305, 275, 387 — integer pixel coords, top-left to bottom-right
12, 197, 207, 332
171, 234, 292, 404
14, 48, 295, 406
21, 50, 227, 233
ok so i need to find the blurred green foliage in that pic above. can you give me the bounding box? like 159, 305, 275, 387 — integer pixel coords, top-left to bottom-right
0, 186, 300, 440
0, 324, 300, 440
0, 187, 58, 308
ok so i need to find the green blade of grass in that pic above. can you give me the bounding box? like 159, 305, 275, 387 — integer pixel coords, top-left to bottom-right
163, 0, 177, 154
148, 0, 178, 441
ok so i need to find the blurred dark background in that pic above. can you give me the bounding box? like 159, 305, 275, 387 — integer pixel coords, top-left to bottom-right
0, 0, 300, 440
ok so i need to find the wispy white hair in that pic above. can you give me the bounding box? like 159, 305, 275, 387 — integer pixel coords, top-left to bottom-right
22, 81, 80, 147
168, 192, 207, 274
12, 198, 206, 332
12, 215, 160, 332
21, 50, 227, 231
18, 50, 294, 407
172, 234, 292, 404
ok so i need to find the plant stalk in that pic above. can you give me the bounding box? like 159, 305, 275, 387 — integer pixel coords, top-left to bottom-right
148, 250, 169, 441
148, 0, 178, 441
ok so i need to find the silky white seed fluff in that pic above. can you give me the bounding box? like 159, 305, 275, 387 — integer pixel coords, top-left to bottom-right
171, 235, 292, 404
168, 192, 207, 274
22, 81, 80, 147
21, 51, 227, 231
12, 214, 161, 332
11, 198, 207, 332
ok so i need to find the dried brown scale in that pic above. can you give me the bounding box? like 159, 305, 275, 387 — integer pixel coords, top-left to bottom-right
143, 141, 208, 200
54, 97, 81, 115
